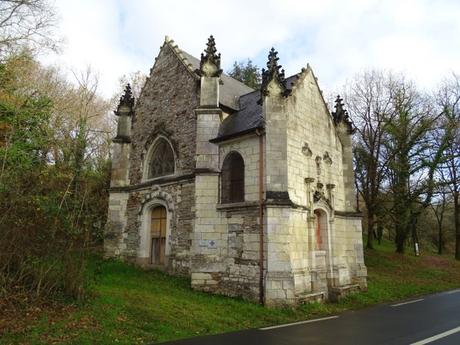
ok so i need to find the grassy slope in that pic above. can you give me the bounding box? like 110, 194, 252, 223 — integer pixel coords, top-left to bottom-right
2, 241, 460, 345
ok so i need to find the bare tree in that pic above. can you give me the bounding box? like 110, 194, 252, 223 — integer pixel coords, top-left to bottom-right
0, 0, 59, 58
346, 70, 395, 249
116, 71, 147, 102
436, 74, 460, 259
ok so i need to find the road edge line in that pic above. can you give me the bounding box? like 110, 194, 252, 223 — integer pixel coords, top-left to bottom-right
391, 298, 424, 307
259, 315, 339, 331
411, 325, 460, 345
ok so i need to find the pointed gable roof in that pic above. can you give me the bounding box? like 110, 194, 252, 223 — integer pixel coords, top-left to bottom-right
180, 50, 253, 110
163, 36, 253, 111
159, 39, 337, 143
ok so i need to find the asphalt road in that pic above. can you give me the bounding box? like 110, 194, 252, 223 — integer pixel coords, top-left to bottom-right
163, 289, 460, 345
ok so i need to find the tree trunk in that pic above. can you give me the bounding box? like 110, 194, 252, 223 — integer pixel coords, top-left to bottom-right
395, 223, 405, 254
367, 211, 374, 249
377, 222, 383, 245
438, 225, 443, 255
454, 191, 460, 260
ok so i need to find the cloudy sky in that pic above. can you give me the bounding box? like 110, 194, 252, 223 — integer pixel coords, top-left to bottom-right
41, 0, 460, 98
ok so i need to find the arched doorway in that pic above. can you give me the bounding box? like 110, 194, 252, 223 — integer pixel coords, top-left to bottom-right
150, 205, 167, 265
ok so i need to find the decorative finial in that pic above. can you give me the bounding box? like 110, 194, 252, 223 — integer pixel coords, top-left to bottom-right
199, 35, 222, 77
115, 84, 135, 116
261, 48, 288, 97
332, 95, 353, 133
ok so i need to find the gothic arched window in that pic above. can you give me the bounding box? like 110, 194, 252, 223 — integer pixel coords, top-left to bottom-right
148, 138, 175, 179
221, 152, 244, 203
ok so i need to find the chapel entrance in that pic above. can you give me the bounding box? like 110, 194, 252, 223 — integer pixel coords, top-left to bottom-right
310, 208, 330, 292
314, 209, 327, 250
150, 206, 167, 265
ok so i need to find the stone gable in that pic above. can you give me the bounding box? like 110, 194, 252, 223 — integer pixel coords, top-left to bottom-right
129, 43, 199, 185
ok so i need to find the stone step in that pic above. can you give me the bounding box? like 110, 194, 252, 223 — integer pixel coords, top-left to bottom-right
329, 284, 361, 302
296, 291, 327, 304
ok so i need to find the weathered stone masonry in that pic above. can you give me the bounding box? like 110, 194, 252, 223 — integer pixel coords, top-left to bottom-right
105, 35, 367, 305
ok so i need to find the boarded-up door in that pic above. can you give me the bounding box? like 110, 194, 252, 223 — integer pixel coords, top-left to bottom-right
150, 206, 166, 265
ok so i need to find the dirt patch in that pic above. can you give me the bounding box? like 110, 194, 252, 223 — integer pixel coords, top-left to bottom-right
421, 255, 456, 269
0, 294, 76, 338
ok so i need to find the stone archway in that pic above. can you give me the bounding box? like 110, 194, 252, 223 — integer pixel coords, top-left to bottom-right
138, 194, 173, 267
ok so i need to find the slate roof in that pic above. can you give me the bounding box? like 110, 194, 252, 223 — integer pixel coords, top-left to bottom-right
211, 74, 302, 142
180, 49, 301, 143
212, 90, 263, 142
180, 50, 253, 110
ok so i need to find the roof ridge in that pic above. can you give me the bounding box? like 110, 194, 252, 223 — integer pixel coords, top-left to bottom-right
178, 46, 253, 92
164, 36, 199, 80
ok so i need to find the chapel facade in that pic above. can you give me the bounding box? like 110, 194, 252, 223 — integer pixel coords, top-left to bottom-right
105, 35, 367, 305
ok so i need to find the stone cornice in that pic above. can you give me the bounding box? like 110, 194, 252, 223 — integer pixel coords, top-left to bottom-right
109, 172, 195, 192
334, 210, 363, 218
217, 201, 259, 211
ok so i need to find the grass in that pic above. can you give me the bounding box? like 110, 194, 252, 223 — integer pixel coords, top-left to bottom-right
2, 240, 460, 344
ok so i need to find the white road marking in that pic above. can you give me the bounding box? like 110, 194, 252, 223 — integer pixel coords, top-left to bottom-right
391, 298, 424, 307
445, 289, 460, 295
260, 315, 339, 330
411, 326, 460, 345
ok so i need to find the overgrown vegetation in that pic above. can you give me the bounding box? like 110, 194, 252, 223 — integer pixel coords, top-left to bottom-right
346, 71, 460, 256
0, 52, 112, 308
2, 241, 460, 344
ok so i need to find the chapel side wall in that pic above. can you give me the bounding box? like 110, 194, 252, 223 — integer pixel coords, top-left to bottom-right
191, 135, 262, 301
116, 42, 199, 273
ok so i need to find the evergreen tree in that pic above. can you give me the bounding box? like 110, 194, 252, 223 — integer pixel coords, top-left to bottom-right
228, 59, 261, 89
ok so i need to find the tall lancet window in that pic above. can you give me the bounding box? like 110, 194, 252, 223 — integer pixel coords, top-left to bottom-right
221, 152, 245, 203
148, 138, 175, 179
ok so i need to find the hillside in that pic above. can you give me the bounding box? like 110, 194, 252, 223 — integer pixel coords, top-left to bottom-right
2, 242, 460, 344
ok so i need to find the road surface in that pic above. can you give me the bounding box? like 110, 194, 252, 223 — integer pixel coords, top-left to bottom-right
163, 289, 460, 344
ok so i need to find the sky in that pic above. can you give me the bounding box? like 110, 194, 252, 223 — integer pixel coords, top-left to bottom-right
41, 0, 460, 99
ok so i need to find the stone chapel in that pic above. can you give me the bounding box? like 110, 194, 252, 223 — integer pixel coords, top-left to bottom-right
105, 35, 367, 306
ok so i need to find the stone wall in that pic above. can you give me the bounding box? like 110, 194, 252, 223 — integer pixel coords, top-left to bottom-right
285, 69, 346, 209
105, 192, 130, 257
105, 40, 199, 274
120, 180, 195, 275
129, 42, 199, 185
191, 134, 262, 301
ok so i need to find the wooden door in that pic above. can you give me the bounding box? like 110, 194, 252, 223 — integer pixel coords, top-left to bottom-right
150, 206, 167, 265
